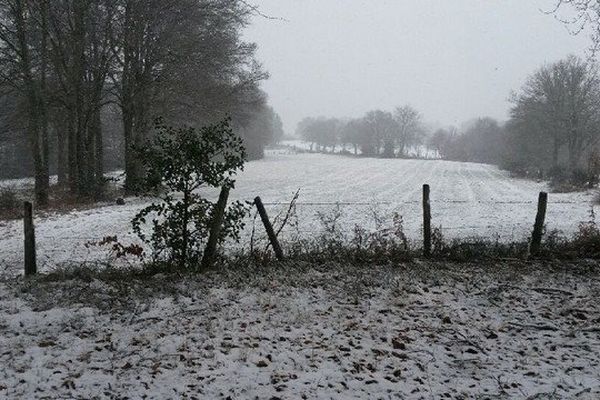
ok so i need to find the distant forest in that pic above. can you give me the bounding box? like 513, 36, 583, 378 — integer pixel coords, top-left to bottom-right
296, 105, 427, 158
0, 0, 284, 204
296, 55, 600, 186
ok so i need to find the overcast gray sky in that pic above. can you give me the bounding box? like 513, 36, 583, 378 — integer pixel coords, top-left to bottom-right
243, 0, 592, 134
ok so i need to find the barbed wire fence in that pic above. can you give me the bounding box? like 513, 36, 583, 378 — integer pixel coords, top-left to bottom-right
4, 185, 589, 276
245, 187, 553, 260
258, 198, 562, 234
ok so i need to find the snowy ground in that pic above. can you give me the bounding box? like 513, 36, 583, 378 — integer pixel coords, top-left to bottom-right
1, 261, 599, 399
0, 151, 597, 277
0, 170, 124, 191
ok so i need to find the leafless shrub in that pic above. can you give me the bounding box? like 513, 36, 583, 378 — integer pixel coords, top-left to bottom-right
316, 203, 345, 239
568, 207, 600, 257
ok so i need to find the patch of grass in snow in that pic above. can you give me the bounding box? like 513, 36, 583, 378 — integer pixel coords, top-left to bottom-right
6, 262, 197, 312
0, 178, 127, 220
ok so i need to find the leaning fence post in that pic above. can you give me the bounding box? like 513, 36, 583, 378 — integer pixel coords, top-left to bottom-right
530, 191, 548, 256
423, 184, 432, 258
254, 196, 284, 260
200, 185, 231, 270
24, 201, 37, 276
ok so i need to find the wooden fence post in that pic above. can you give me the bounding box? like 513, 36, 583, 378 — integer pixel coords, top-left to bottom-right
24, 201, 36, 276
423, 184, 432, 258
200, 186, 230, 270
254, 196, 284, 260
530, 191, 548, 256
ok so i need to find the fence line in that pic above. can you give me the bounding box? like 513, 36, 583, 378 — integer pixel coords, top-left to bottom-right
260, 200, 580, 206
262, 201, 394, 206
14, 185, 557, 276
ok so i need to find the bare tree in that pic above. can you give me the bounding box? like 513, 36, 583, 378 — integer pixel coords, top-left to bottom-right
45, 0, 117, 196
0, 0, 51, 205
550, 1, 600, 53
340, 119, 365, 155
0, 0, 273, 197
364, 110, 396, 157
297, 117, 338, 152
510, 55, 600, 169
394, 105, 424, 157
113, 0, 267, 191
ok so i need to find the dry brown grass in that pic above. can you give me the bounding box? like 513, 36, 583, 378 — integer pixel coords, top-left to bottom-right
0, 181, 125, 221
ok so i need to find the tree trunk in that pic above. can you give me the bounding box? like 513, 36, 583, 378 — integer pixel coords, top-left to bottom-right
123, 104, 149, 192
56, 121, 67, 185
76, 118, 88, 196
94, 109, 104, 195
75, 12, 90, 197
383, 140, 394, 158
40, 108, 49, 198
180, 188, 190, 269
552, 137, 560, 168
13, 0, 48, 206
39, 0, 50, 201
68, 114, 78, 192
85, 119, 96, 195
123, 109, 139, 192
398, 140, 406, 158
568, 133, 583, 171
121, 2, 146, 193
31, 118, 47, 207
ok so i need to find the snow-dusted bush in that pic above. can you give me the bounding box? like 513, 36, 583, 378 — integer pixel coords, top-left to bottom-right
568, 209, 600, 258
132, 118, 249, 269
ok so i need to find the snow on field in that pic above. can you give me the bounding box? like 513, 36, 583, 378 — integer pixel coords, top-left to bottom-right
0, 151, 597, 277
0, 170, 124, 191
1, 262, 599, 399
279, 140, 439, 159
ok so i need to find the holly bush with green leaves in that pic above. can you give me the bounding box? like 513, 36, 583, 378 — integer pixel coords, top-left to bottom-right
132, 117, 248, 269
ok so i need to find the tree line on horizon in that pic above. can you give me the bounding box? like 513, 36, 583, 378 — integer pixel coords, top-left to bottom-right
296, 105, 427, 158
296, 55, 600, 186
0, 0, 284, 206
434, 55, 600, 185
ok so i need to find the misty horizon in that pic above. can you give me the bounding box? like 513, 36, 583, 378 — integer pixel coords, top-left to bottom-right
245, 0, 592, 133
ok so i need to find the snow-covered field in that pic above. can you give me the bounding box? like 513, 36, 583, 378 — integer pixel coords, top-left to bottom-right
1, 261, 599, 399
279, 139, 440, 159
0, 170, 124, 191
0, 150, 597, 277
